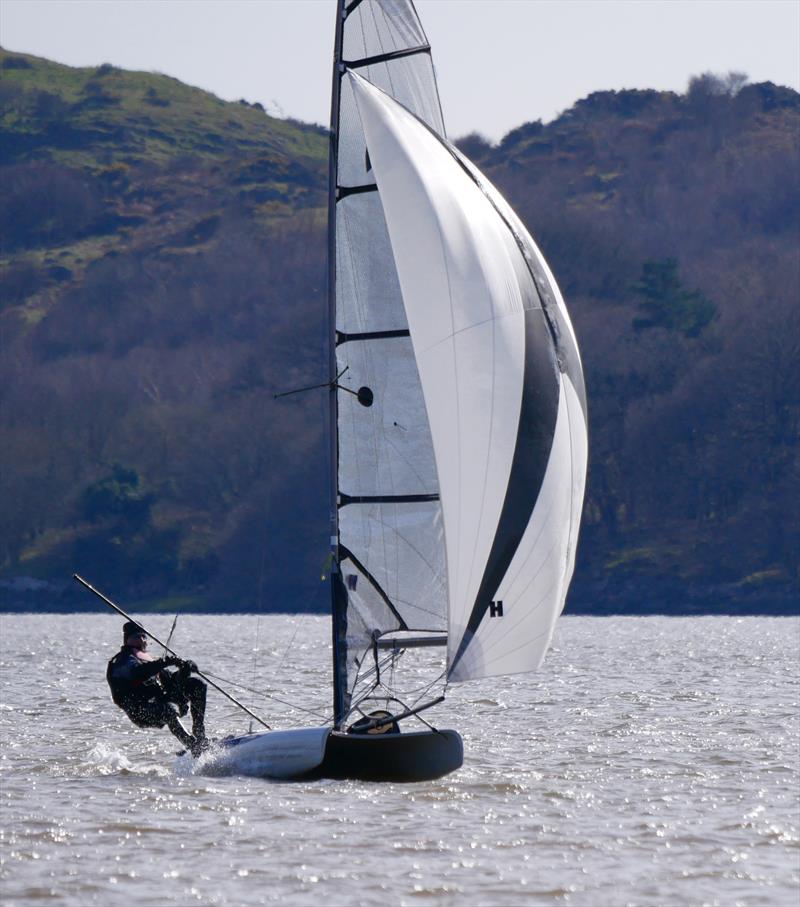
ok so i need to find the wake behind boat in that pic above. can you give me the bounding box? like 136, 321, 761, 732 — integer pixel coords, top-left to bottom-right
78, 0, 587, 783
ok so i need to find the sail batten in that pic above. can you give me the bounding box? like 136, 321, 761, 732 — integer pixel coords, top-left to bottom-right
340, 493, 439, 506
344, 44, 431, 69
337, 184, 379, 199
337, 328, 410, 343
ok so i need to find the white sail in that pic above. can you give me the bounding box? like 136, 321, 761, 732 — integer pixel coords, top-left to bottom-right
348, 73, 588, 683
330, 0, 450, 709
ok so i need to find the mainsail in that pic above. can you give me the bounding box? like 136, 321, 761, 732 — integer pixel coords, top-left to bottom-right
328, 0, 449, 725
328, 0, 588, 722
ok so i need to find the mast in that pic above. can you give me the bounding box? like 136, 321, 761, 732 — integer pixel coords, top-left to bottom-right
327, 0, 348, 729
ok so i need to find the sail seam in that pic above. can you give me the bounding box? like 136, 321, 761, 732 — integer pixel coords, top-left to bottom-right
448, 307, 559, 678
413, 309, 523, 355
562, 376, 582, 589
449, 151, 563, 352
437, 182, 463, 678
480, 526, 562, 655
382, 420, 437, 490
489, 460, 562, 613
372, 2, 399, 104
478, 388, 568, 629
460, 284, 501, 622
380, 520, 448, 622
488, 623, 553, 663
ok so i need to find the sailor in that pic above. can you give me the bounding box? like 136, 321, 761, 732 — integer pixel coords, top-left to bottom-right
107, 621, 210, 756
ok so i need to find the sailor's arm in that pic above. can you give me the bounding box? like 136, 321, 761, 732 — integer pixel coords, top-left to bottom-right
111, 652, 180, 683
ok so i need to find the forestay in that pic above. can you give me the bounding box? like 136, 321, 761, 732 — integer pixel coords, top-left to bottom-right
348, 73, 588, 684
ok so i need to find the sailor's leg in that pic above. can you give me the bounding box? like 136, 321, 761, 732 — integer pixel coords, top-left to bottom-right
183, 677, 208, 744
158, 702, 195, 750
161, 669, 190, 715
127, 697, 195, 749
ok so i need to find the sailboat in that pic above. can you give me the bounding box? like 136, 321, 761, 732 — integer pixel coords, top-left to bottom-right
81, 0, 587, 782
200, 0, 588, 782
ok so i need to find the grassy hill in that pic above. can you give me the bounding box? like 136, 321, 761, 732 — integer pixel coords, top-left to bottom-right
0, 50, 797, 613
0, 49, 326, 320
0, 49, 330, 611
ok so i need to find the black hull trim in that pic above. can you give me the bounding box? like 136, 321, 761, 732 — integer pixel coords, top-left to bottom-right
314, 729, 463, 782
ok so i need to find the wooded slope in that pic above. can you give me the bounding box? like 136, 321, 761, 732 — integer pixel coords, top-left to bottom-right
1, 51, 797, 613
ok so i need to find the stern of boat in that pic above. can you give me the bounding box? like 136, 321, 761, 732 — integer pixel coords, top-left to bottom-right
319, 728, 463, 782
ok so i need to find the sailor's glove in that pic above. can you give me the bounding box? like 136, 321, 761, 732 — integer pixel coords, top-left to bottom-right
163, 655, 183, 668
179, 659, 199, 676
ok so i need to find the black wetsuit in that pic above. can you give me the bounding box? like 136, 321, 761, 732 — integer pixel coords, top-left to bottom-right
106, 646, 207, 752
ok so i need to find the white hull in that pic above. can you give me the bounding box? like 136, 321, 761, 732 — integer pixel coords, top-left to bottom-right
198, 727, 330, 779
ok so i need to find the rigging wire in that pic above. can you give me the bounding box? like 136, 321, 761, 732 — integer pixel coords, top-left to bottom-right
379, 668, 447, 709
163, 610, 181, 655
248, 482, 274, 734
387, 640, 398, 709
346, 632, 450, 726
202, 649, 448, 733
201, 670, 332, 724
351, 647, 404, 691
349, 658, 448, 728
274, 619, 302, 676
355, 651, 447, 697
201, 654, 448, 734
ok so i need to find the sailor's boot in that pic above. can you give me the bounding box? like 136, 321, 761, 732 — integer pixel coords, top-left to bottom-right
165, 711, 195, 751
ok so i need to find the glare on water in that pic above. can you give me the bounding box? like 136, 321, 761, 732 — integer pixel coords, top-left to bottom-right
0, 614, 798, 907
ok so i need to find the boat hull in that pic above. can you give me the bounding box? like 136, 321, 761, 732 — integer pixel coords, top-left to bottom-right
317, 729, 464, 782
198, 726, 463, 782
201, 727, 330, 779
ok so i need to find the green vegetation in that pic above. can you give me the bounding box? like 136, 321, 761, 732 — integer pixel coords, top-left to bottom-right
632, 258, 717, 337
0, 50, 797, 613
80, 464, 152, 526
0, 51, 326, 171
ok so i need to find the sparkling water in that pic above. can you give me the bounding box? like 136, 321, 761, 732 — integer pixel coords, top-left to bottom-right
1, 613, 797, 906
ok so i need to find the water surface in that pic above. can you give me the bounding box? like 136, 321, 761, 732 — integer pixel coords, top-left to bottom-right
1, 614, 798, 906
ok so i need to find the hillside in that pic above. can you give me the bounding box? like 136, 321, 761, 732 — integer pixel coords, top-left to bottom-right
464, 78, 800, 613
0, 51, 797, 613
